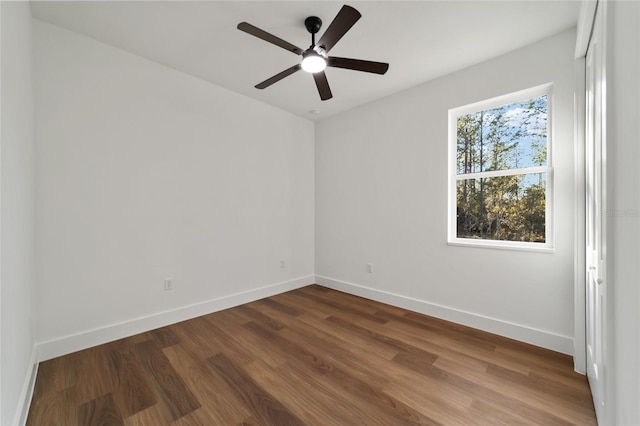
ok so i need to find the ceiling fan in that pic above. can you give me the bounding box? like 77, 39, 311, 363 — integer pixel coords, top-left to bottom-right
237, 5, 389, 101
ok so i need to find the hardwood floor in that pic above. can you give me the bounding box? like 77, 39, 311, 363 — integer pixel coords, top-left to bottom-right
27, 285, 597, 425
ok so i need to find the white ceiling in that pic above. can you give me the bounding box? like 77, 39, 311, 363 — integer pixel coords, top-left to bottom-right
30, 1, 580, 121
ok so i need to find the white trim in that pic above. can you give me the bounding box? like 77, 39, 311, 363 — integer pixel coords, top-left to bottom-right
36, 275, 314, 362
576, 0, 598, 59
13, 347, 38, 426
447, 239, 554, 253
315, 275, 574, 355
573, 56, 587, 374
450, 83, 553, 117
455, 166, 549, 181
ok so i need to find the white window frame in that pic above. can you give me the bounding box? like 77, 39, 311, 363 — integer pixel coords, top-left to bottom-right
447, 84, 554, 252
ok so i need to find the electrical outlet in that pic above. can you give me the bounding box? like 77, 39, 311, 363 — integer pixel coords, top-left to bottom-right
366, 263, 373, 274
280, 260, 286, 269
164, 278, 174, 291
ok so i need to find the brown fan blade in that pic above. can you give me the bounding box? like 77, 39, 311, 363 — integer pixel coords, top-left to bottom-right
316, 5, 361, 53
313, 71, 333, 101
238, 22, 304, 55
327, 56, 389, 74
255, 64, 302, 89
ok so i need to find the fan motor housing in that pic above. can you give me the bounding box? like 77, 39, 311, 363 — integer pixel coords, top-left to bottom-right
304, 16, 322, 34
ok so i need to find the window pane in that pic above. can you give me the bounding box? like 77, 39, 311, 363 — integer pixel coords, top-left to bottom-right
456, 173, 546, 242
456, 95, 547, 174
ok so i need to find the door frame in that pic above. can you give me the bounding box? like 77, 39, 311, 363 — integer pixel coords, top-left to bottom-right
575, 1, 616, 424
573, 0, 598, 376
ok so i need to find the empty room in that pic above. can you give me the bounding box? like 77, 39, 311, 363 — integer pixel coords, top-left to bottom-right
2, 1, 639, 425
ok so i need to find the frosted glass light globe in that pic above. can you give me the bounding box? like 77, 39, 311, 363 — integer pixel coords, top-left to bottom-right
301, 52, 326, 73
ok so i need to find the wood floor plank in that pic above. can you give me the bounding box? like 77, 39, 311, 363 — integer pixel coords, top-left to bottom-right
77, 393, 124, 426
400, 309, 576, 376
202, 306, 255, 329
377, 314, 533, 375
274, 309, 479, 418
27, 285, 596, 425
203, 302, 290, 369
298, 312, 401, 359
295, 287, 389, 324
235, 304, 287, 330
466, 398, 544, 426
528, 368, 594, 395
495, 343, 582, 380
470, 395, 576, 426
206, 353, 305, 425
199, 316, 257, 365
244, 320, 439, 425
133, 340, 201, 421
280, 319, 475, 417
375, 309, 499, 352
251, 360, 387, 425
250, 299, 399, 368
278, 320, 392, 389
171, 407, 229, 426
243, 359, 358, 425
266, 295, 400, 360
32, 357, 74, 398
236, 416, 259, 426
87, 346, 120, 392
122, 404, 171, 426
396, 348, 594, 425
149, 326, 180, 349
383, 380, 469, 426
271, 291, 332, 319
170, 317, 226, 360
258, 296, 301, 317
162, 344, 251, 424
432, 356, 585, 426
486, 363, 595, 408
243, 320, 332, 377
480, 364, 598, 424
325, 315, 440, 363
26, 387, 79, 426
298, 285, 382, 315
106, 342, 157, 418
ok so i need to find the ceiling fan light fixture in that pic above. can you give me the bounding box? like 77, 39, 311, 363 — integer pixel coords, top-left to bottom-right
301, 50, 326, 73
238, 5, 388, 100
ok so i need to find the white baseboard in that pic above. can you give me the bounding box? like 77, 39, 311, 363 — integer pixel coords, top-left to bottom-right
14, 346, 38, 426
315, 275, 574, 355
36, 275, 314, 362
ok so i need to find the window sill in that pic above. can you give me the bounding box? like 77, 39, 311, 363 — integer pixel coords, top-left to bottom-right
447, 239, 554, 253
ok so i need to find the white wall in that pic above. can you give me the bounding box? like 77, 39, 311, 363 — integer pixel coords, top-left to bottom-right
315, 29, 577, 354
33, 20, 314, 359
1, 2, 37, 425
22, 8, 640, 423
607, 1, 640, 424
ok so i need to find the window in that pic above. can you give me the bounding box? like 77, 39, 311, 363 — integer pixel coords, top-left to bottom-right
448, 84, 553, 251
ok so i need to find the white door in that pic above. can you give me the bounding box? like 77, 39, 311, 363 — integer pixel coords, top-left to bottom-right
585, 2, 607, 421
